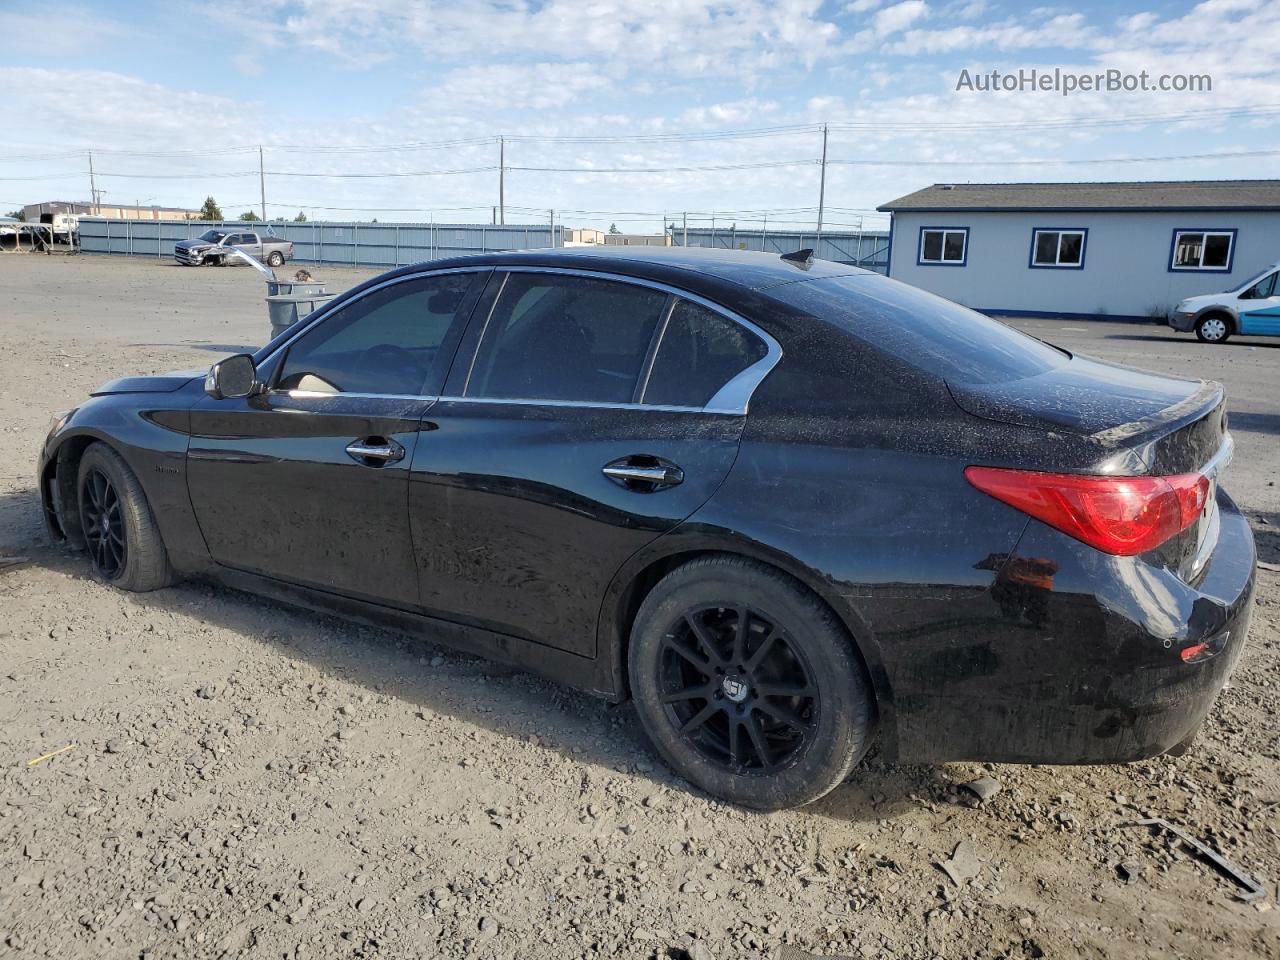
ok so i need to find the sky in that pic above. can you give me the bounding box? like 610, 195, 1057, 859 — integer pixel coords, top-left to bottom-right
1, 0, 1278, 233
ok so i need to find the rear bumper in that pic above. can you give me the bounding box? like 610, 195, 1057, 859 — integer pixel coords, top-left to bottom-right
886, 487, 1256, 764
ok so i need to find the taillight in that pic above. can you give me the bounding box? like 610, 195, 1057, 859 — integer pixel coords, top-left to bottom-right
965, 466, 1210, 557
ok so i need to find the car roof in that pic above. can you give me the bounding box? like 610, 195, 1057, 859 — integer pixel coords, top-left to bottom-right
415, 245, 872, 292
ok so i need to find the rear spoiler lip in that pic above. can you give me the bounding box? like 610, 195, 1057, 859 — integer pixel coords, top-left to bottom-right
1089, 379, 1224, 447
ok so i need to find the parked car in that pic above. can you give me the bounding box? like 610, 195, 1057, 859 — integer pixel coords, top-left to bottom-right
174, 228, 293, 267
1168, 261, 1280, 342
38, 247, 1255, 810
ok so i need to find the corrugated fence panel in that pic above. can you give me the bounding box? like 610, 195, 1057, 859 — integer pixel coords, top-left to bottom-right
78, 219, 565, 267
678, 228, 890, 273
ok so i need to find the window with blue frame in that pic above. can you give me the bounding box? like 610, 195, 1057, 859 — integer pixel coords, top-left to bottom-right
1029, 228, 1086, 269
1170, 229, 1235, 271
917, 227, 968, 266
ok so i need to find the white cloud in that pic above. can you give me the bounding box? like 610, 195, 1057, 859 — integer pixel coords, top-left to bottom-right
845, 0, 885, 11
871, 0, 930, 37
227, 0, 843, 75
423, 63, 610, 111
677, 99, 781, 127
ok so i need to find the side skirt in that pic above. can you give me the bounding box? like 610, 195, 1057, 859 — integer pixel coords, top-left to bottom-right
207, 566, 623, 702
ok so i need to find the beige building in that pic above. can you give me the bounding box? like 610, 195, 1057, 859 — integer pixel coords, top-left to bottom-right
563, 227, 606, 245
602, 232, 672, 247
22, 200, 200, 222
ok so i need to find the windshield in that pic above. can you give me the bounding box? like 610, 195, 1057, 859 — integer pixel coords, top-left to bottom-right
771, 274, 1069, 386
198, 230, 226, 243
1230, 267, 1275, 293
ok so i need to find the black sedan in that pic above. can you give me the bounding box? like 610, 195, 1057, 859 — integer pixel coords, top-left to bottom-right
38, 247, 1255, 810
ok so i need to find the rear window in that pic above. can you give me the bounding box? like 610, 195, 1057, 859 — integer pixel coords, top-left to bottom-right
772, 275, 1068, 385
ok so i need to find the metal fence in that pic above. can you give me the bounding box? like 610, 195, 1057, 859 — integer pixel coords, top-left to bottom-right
678, 228, 889, 273
77, 218, 563, 267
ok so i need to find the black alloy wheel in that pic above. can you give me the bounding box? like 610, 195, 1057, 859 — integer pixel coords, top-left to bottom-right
80, 467, 126, 579
629, 556, 873, 810
659, 604, 817, 773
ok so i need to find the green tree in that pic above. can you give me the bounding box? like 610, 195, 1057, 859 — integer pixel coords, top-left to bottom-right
608, 222, 622, 234
198, 197, 224, 221
6, 208, 26, 221
238, 210, 261, 221
293, 211, 308, 222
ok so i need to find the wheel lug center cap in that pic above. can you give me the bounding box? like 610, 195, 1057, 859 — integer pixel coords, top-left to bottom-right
721, 675, 750, 704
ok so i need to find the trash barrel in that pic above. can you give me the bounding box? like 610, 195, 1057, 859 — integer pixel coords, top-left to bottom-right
266, 278, 329, 298
267, 291, 336, 341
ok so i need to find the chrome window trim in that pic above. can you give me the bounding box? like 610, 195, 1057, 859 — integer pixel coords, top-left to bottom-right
279, 390, 434, 402
461, 271, 510, 397
459, 266, 782, 416
276, 389, 728, 415
435, 395, 719, 415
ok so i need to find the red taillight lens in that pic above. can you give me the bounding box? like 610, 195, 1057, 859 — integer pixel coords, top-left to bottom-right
965, 466, 1210, 556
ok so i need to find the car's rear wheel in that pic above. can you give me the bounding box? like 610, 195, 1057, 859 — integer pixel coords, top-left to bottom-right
628, 556, 873, 810
1195, 314, 1231, 343
77, 443, 175, 592
266, 251, 285, 267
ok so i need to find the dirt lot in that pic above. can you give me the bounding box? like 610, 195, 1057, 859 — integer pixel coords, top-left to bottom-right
1, 254, 1277, 960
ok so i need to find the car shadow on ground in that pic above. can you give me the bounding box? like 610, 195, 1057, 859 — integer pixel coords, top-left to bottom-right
1253, 512, 1280, 565
127, 342, 262, 355
1104, 334, 1280, 349
2, 514, 927, 822
1224, 411, 1280, 437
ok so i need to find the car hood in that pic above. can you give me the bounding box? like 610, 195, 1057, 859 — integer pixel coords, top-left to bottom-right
947, 354, 1210, 438
91, 369, 204, 396
1176, 292, 1232, 312
174, 239, 212, 250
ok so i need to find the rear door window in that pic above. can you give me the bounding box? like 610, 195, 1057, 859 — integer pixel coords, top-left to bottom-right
772, 274, 1067, 385
642, 299, 767, 407
465, 273, 667, 403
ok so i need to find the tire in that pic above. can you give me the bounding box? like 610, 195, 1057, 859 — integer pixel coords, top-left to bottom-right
1194, 313, 1231, 343
266, 251, 285, 267
76, 442, 175, 592
628, 556, 874, 810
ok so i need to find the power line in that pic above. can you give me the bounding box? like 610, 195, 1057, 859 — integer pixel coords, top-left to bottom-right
827, 147, 1280, 167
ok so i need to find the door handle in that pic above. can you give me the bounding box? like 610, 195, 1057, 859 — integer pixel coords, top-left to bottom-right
602, 456, 684, 490
346, 437, 405, 466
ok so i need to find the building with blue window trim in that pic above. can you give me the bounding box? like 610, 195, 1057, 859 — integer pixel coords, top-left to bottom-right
877, 180, 1280, 321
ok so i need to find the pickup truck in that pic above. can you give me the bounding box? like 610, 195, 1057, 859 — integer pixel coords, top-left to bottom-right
174, 229, 293, 267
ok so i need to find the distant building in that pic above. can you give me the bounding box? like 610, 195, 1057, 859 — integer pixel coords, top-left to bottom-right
878, 179, 1280, 320
603, 232, 672, 247
22, 200, 201, 222
563, 227, 605, 245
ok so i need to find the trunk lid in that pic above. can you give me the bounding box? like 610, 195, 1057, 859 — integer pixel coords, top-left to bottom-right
949, 355, 1230, 580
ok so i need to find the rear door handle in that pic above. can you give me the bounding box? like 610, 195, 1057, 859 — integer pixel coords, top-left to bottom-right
346, 437, 404, 466
602, 456, 684, 490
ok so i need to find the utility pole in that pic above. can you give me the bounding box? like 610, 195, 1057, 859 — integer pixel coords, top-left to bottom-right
498, 137, 505, 225
549, 208, 555, 246
682, 211, 687, 247
761, 212, 768, 251
259, 146, 267, 221
87, 150, 98, 216
816, 123, 828, 238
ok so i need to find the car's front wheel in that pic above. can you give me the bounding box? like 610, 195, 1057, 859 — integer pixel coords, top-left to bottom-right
628, 556, 874, 810
1195, 313, 1231, 343
77, 442, 175, 592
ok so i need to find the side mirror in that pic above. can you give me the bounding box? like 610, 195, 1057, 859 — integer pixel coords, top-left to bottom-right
205, 353, 260, 400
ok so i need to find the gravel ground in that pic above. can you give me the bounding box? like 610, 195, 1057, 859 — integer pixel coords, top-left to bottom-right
1, 254, 1278, 960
